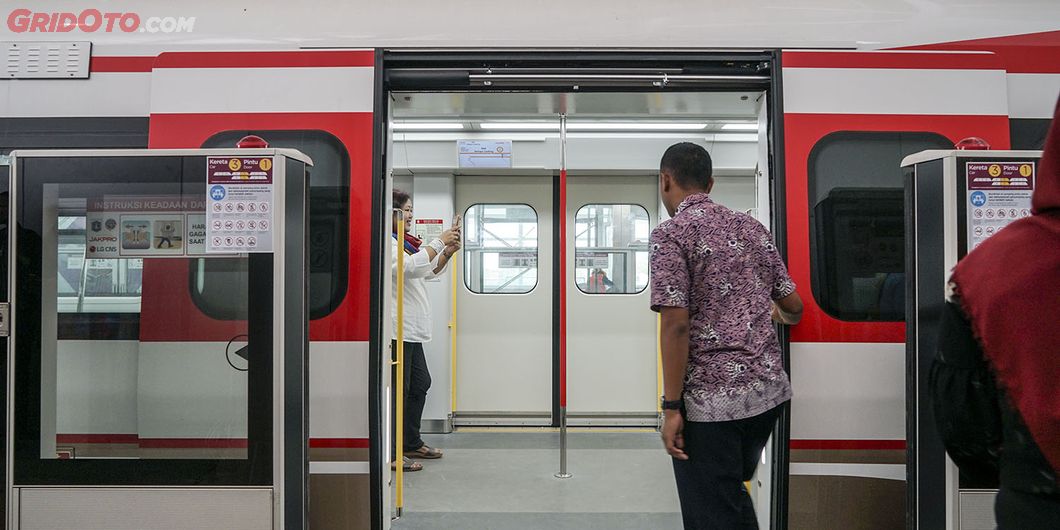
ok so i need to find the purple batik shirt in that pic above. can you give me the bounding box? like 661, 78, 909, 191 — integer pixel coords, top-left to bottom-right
650, 193, 794, 422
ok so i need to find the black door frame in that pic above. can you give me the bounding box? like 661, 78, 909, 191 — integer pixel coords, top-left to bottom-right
367, 49, 790, 530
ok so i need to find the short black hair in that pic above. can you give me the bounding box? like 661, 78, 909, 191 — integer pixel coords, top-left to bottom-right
393, 189, 411, 211
660, 142, 713, 190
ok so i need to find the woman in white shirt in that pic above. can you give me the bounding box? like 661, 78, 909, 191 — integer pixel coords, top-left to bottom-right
392, 189, 460, 472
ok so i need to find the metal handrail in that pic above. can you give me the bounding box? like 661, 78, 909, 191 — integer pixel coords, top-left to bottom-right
555, 113, 571, 480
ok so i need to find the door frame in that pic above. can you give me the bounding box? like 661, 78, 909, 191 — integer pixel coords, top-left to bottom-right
368, 49, 790, 530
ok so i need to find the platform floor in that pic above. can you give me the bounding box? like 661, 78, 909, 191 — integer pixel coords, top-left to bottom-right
391, 431, 683, 529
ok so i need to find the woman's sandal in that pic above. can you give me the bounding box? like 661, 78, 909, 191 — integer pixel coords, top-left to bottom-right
404, 445, 443, 459
390, 456, 423, 472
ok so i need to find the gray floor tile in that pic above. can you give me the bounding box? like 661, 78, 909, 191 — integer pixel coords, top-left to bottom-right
392, 432, 683, 529
398, 448, 680, 513
393, 511, 683, 530
420, 432, 663, 451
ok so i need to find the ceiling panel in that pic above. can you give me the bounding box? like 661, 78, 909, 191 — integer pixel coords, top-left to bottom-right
391, 91, 762, 120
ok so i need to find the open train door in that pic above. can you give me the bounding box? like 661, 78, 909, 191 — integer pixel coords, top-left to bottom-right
779, 50, 1010, 530
146, 50, 384, 530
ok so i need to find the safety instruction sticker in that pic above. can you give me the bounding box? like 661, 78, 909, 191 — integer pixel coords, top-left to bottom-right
85, 196, 210, 258
414, 218, 444, 242
966, 161, 1035, 251
206, 156, 275, 253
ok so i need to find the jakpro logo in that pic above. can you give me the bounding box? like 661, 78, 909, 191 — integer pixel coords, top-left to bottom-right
7, 8, 195, 33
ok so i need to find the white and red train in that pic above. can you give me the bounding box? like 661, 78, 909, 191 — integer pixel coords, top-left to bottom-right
2, 2, 1058, 529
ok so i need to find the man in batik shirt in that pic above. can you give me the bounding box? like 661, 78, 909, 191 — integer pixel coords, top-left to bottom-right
650, 142, 803, 529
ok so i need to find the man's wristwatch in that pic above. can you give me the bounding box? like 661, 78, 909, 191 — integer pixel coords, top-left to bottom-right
661, 397, 683, 411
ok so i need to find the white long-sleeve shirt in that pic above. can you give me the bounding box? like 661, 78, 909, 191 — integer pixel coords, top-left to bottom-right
391, 237, 451, 343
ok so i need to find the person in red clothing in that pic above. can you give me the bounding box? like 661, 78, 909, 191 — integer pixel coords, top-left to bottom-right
930, 99, 1060, 528
587, 268, 614, 293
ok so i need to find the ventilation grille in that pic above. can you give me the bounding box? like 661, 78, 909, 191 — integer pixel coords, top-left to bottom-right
4, 41, 91, 79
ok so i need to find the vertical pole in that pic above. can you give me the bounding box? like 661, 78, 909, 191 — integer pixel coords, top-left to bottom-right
450, 252, 458, 416
555, 113, 571, 480
394, 211, 406, 518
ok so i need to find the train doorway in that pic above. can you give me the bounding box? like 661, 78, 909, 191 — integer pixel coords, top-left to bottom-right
5, 149, 312, 530
378, 51, 785, 529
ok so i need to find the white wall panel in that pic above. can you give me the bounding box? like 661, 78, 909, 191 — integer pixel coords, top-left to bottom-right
1007, 73, 1060, 119
411, 174, 458, 424
0, 73, 150, 117
54, 340, 369, 439
18, 488, 272, 530
56, 340, 139, 434
783, 68, 1008, 116
137, 342, 248, 438
789, 342, 906, 441
309, 342, 370, 438
7, 1, 1060, 50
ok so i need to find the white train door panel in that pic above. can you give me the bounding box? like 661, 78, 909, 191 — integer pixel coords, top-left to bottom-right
455, 175, 554, 424
565, 175, 658, 424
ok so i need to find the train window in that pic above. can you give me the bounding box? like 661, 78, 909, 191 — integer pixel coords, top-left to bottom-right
1010, 118, 1051, 150
195, 130, 350, 320
463, 204, 538, 294
574, 204, 650, 294
808, 131, 951, 321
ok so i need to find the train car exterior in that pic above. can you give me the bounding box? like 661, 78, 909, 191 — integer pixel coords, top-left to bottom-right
2, 3, 1059, 529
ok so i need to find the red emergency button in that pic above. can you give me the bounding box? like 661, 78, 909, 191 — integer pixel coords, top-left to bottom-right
955, 137, 990, 150
236, 135, 269, 148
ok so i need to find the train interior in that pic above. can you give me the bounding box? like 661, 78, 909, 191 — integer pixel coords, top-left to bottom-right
384, 90, 772, 528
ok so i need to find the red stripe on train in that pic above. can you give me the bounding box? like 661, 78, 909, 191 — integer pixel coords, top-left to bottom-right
309, 438, 371, 449
898, 29, 1060, 74
782, 51, 1003, 71
57, 435, 370, 449
56, 433, 139, 444
790, 439, 906, 451
139, 438, 249, 449
90, 56, 155, 73
154, 50, 375, 69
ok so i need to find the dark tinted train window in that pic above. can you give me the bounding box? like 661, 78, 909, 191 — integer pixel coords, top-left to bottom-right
196, 130, 349, 320
808, 131, 951, 321
1010, 118, 1051, 150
